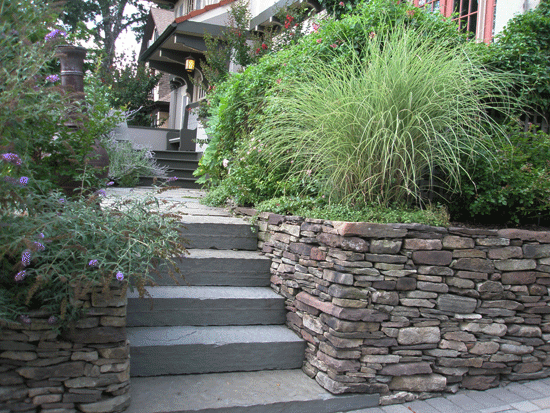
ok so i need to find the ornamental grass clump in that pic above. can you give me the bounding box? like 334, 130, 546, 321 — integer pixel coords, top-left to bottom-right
254, 24, 519, 207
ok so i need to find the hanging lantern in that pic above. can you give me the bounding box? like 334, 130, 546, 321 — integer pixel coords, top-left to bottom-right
185, 56, 196, 72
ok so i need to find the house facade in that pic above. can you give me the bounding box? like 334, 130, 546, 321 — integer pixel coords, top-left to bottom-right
139, 0, 321, 152
138, 0, 542, 152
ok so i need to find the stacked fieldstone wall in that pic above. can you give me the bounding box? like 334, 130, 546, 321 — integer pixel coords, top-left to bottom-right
0, 284, 130, 413
256, 213, 550, 405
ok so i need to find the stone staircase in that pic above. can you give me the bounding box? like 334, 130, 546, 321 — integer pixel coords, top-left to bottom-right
125, 210, 379, 413
139, 150, 202, 189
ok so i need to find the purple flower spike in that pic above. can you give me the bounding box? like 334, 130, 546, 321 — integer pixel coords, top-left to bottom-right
167, 176, 178, 182
45, 74, 60, 83
88, 259, 99, 267
115, 271, 124, 281
58, 198, 65, 204
21, 250, 31, 267
19, 315, 31, 325
19, 176, 29, 186
1, 153, 22, 165
95, 189, 106, 197
33, 241, 46, 251
38, 233, 45, 239
107, 181, 115, 186
15, 270, 26, 282
45, 29, 66, 41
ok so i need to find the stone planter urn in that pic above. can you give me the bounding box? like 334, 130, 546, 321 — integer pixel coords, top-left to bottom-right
55, 45, 110, 194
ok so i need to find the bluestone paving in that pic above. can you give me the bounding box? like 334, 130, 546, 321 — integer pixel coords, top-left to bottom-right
533, 398, 550, 409
425, 397, 464, 413
507, 384, 547, 400
347, 380, 550, 413
446, 393, 486, 411
404, 400, 443, 413
486, 388, 529, 404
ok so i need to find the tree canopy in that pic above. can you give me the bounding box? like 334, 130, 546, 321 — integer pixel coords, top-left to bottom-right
54, 0, 155, 71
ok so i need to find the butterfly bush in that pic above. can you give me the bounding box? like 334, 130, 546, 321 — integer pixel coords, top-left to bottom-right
1, 161, 189, 329
0, 0, 189, 329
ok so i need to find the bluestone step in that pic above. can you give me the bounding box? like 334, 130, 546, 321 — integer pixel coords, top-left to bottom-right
151, 249, 272, 286
127, 286, 286, 327
128, 325, 306, 376
152, 150, 202, 162
126, 369, 379, 413
138, 176, 201, 189
179, 215, 258, 250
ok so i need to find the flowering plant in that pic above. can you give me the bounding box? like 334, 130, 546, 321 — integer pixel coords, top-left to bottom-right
0, 162, 188, 328
0, 0, 188, 329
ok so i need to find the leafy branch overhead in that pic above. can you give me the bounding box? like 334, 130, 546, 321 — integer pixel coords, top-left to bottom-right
201, 0, 315, 85
53, 0, 157, 70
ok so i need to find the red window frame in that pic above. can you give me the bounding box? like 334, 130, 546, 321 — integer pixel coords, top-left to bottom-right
413, 0, 495, 43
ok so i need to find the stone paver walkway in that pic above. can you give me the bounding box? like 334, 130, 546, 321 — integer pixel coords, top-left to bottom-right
107, 187, 550, 413
347, 378, 550, 413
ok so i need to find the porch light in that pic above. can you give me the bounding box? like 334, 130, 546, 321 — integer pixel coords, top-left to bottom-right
185, 56, 196, 72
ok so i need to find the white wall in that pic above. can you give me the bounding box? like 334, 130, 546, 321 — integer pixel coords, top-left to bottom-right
494, 0, 541, 37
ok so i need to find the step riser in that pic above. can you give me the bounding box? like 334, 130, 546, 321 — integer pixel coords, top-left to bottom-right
180, 224, 258, 250
127, 298, 286, 327
152, 257, 271, 286
138, 177, 202, 189
153, 151, 202, 162
163, 168, 197, 178
130, 342, 306, 376
157, 160, 199, 169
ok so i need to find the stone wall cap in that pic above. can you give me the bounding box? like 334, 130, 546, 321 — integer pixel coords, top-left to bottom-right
498, 228, 550, 243
332, 221, 408, 238
448, 227, 499, 236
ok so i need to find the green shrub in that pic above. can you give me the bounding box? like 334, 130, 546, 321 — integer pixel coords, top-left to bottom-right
0, 177, 188, 328
255, 196, 450, 226
253, 24, 518, 207
449, 126, 550, 225
0, 0, 186, 330
480, 0, 550, 114
197, 0, 470, 207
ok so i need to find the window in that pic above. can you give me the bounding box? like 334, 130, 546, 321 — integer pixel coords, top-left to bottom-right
453, 0, 479, 37
413, 0, 495, 43
193, 70, 207, 102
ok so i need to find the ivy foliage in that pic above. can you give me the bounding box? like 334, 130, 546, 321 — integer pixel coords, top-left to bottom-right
449, 125, 550, 225
320, 0, 363, 19
481, 0, 550, 112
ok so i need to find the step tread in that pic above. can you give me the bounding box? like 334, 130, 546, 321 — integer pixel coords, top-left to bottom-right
179, 215, 252, 225
128, 325, 303, 347
127, 286, 282, 300
184, 249, 270, 260
126, 370, 379, 413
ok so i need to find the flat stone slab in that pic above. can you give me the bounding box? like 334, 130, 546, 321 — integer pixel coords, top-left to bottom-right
151, 249, 272, 287
127, 286, 286, 327
128, 325, 306, 376
127, 369, 379, 413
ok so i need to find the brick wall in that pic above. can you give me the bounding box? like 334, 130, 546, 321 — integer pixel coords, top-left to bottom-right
0, 283, 130, 413
256, 213, 550, 405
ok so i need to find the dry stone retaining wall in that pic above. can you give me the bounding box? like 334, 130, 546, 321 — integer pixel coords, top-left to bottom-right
256, 213, 550, 404
0, 284, 130, 413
